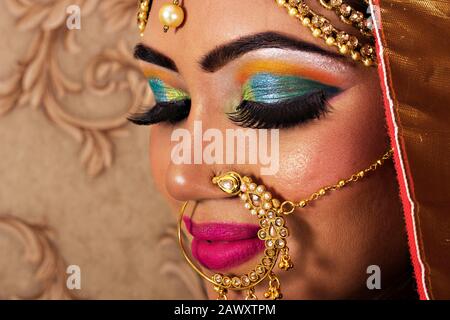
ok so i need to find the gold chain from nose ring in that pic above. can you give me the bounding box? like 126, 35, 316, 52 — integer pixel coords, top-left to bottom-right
279, 148, 394, 215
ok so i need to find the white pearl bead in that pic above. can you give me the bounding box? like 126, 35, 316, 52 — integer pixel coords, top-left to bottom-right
159, 4, 184, 28
263, 192, 272, 200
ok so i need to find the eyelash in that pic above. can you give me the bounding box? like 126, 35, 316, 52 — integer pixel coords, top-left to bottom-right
128, 86, 336, 129
127, 100, 191, 125
227, 90, 332, 129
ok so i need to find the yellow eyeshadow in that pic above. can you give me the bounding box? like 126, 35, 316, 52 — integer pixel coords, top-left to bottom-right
141, 67, 180, 88
235, 59, 341, 87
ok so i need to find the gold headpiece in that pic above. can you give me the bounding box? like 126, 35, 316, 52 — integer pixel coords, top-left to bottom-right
276, 0, 377, 67
178, 149, 393, 300
137, 0, 151, 37
137, 0, 185, 36
137, 0, 376, 67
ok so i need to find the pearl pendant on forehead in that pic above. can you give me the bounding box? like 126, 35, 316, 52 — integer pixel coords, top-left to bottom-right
158, 3, 185, 32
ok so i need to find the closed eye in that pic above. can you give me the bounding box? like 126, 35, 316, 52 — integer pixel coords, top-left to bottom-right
227, 90, 336, 129
127, 77, 191, 125
127, 100, 191, 125
228, 72, 341, 129
127, 74, 341, 128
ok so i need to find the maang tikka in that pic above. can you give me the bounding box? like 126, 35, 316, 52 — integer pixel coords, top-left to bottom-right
137, 0, 185, 36
178, 149, 394, 300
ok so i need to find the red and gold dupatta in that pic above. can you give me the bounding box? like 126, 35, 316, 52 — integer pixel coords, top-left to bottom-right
373, 0, 450, 300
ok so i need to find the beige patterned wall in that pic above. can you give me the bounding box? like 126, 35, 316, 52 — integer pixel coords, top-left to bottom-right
0, 0, 205, 299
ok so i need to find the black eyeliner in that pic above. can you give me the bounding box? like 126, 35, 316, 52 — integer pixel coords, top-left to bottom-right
127, 100, 191, 125
227, 90, 334, 129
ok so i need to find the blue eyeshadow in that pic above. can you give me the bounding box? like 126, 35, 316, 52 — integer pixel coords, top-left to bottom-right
242, 73, 341, 103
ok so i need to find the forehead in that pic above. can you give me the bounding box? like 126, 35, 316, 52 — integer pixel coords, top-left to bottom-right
143, 0, 314, 63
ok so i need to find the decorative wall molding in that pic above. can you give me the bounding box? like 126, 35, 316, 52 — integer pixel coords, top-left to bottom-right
0, 0, 151, 176
0, 0, 205, 300
0, 215, 76, 299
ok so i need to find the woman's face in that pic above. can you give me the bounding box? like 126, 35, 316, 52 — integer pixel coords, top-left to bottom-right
135, 0, 409, 299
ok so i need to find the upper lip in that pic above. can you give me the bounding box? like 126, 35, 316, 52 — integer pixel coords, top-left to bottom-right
184, 217, 259, 241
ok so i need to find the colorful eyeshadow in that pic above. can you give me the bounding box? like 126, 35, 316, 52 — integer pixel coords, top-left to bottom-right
148, 78, 189, 102
242, 73, 341, 104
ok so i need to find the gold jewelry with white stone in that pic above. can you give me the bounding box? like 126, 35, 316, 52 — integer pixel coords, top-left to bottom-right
159, 0, 185, 32
137, 0, 185, 36
275, 0, 377, 67
178, 149, 394, 300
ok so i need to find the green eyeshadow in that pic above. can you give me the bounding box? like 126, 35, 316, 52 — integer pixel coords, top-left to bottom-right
242, 73, 341, 104
148, 78, 189, 103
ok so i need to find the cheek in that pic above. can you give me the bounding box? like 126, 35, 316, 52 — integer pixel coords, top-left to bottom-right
149, 126, 173, 196
272, 82, 387, 199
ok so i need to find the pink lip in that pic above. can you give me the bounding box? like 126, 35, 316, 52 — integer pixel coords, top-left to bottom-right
184, 217, 265, 270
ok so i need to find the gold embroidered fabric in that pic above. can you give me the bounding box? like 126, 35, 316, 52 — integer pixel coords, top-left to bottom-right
377, 0, 450, 299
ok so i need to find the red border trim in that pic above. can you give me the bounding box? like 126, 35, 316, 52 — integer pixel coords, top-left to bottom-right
371, 0, 429, 300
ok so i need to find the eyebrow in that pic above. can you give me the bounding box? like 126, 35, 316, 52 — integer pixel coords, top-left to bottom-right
200, 31, 346, 72
134, 31, 347, 73
134, 44, 178, 72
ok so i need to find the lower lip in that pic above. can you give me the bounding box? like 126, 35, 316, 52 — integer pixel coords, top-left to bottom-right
191, 237, 265, 271
184, 217, 265, 270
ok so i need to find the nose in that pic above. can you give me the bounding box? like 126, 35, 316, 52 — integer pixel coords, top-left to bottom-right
163, 112, 239, 202
162, 90, 257, 203
165, 162, 229, 201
